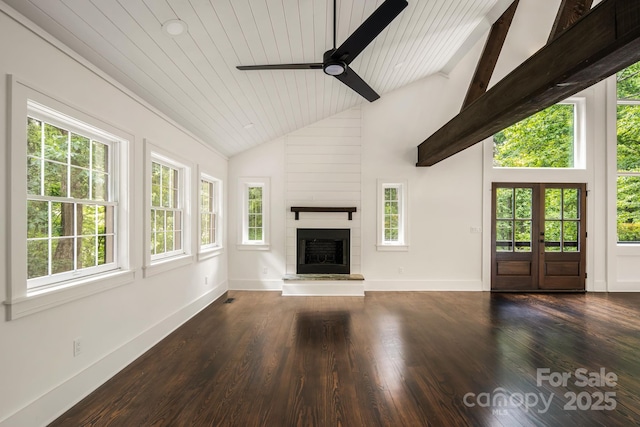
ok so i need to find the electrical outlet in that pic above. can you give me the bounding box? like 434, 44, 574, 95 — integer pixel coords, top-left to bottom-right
262, 267, 268, 275
73, 337, 82, 357
398, 267, 404, 274
204, 276, 208, 285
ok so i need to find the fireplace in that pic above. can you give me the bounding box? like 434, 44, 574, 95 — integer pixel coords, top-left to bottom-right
297, 228, 350, 274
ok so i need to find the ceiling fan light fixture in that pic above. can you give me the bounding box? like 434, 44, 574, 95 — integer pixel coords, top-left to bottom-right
323, 62, 346, 76
162, 19, 187, 36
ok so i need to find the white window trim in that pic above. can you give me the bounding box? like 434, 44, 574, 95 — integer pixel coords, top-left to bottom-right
198, 169, 223, 260
377, 179, 409, 251
492, 98, 587, 170
143, 140, 193, 277
237, 177, 270, 251
5, 76, 134, 320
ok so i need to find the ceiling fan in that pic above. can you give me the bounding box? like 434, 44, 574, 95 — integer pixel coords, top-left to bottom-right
236, 0, 408, 102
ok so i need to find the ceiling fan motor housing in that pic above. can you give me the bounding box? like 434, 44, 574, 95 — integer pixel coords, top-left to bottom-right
322, 49, 346, 76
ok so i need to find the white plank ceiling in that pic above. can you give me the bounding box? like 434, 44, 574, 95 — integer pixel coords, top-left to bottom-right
4, 0, 513, 157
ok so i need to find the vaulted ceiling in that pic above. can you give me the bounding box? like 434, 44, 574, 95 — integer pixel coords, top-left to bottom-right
5, 0, 514, 157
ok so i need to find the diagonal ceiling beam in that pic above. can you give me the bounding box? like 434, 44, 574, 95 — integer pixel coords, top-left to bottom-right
462, 0, 520, 110
417, 0, 640, 167
548, 0, 595, 42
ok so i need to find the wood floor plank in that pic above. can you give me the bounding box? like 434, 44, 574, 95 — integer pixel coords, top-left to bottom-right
49, 291, 640, 426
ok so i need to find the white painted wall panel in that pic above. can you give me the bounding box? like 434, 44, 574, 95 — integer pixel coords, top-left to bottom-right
285, 109, 362, 274
0, 8, 228, 425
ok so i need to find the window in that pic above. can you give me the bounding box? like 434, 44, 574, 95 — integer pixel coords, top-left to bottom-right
247, 186, 263, 242
143, 142, 192, 276
377, 181, 408, 250
7, 77, 133, 319
26, 108, 116, 289
239, 178, 269, 249
200, 174, 222, 254
616, 62, 640, 243
149, 154, 185, 260
493, 103, 582, 168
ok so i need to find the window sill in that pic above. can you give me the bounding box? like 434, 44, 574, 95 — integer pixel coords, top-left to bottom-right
376, 244, 409, 252
198, 246, 224, 261
237, 243, 270, 251
4, 269, 135, 320
144, 254, 194, 278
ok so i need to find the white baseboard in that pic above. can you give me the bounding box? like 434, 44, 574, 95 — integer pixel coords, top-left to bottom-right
0, 282, 228, 427
591, 280, 608, 292
365, 280, 483, 291
229, 279, 283, 291
229, 279, 484, 292
607, 281, 640, 292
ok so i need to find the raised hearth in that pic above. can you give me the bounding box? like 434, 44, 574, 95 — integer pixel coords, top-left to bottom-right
283, 274, 364, 281
282, 273, 365, 296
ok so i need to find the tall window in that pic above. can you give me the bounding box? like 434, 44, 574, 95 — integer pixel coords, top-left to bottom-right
493, 103, 579, 168
378, 181, 408, 250
384, 186, 401, 243
26, 103, 117, 289
200, 176, 221, 250
150, 158, 183, 259
239, 178, 269, 249
616, 62, 640, 243
247, 186, 263, 242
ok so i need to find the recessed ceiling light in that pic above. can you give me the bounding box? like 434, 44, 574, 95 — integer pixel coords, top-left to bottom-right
243, 123, 254, 129
162, 19, 187, 36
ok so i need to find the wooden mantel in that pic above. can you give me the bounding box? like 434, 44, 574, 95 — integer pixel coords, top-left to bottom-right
291, 207, 357, 220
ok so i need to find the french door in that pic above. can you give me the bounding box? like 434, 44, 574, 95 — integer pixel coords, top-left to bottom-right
491, 183, 586, 291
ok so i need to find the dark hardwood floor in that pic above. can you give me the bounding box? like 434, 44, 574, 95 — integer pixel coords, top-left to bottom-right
50, 291, 640, 427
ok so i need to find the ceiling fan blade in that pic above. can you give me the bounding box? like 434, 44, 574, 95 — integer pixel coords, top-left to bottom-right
237, 63, 323, 71
334, 68, 380, 102
332, 0, 408, 64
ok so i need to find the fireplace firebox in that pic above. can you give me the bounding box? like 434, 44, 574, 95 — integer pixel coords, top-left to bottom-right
296, 228, 350, 274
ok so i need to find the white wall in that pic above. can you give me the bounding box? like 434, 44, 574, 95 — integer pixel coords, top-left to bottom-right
228, 137, 286, 290
0, 5, 228, 425
227, 0, 638, 293
284, 108, 363, 275
228, 109, 364, 290
228, 29, 487, 291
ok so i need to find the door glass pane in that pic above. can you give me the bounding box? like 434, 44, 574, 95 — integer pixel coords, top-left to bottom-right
545, 220, 562, 252
563, 189, 579, 219
515, 188, 532, 219
496, 220, 513, 252
545, 189, 562, 220
563, 221, 579, 252
515, 220, 532, 252
496, 188, 513, 219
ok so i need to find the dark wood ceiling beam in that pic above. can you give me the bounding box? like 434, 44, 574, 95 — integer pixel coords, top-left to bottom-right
462, 1, 520, 110
548, 0, 594, 42
417, 0, 640, 167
